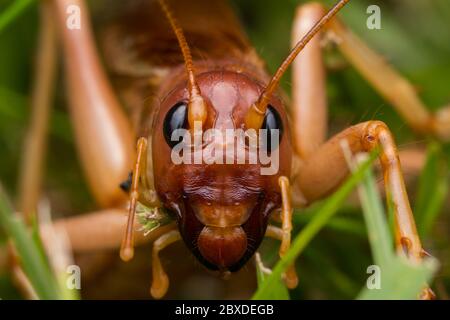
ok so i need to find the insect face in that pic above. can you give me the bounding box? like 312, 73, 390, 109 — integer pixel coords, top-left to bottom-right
152, 68, 292, 272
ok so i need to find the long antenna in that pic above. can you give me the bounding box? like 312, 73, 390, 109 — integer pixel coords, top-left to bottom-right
245, 0, 350, 130
159, 0, 207, 128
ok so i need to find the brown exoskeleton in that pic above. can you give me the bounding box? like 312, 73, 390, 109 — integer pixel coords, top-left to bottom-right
18, 0, 450, 299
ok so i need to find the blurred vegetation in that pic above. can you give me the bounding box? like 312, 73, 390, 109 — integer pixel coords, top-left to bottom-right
0, 0, 449, 299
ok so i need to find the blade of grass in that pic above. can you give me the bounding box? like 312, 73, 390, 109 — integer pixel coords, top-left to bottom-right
0, 274, 21, 299
293, 211, 366, 238
357, 255, 437, 300
252, 151, 377, 300
32, 211, 80, 300
0, 0, 35, 34
356, 155, 394, 269
303, 248, 360, 297
0, 184, 62, 299
255, 254, 290, 300
414, 142, 448, 238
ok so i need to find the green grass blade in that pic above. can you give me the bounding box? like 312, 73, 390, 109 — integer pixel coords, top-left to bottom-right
357, 156, 394, 269
414, 142, 448, 238
30, 216, 80, 300
0, 274, 21, 299
0, 185, 62, 299
252, 152, 377, 300
303, 249, 360, 297
255, 257, 290, 300
293, 211, 366, 238
0, 0, 35, 34
357, 255, 437, 300
355, 155, 438, 300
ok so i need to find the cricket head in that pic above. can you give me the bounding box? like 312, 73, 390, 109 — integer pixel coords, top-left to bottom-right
152, 68, 292, 271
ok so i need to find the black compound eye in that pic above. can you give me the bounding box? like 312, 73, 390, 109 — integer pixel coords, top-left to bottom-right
261, 105, 283, 153
163, 102, 188, 148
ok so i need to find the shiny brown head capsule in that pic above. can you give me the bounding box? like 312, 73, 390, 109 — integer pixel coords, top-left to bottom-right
153, 69, 292, 271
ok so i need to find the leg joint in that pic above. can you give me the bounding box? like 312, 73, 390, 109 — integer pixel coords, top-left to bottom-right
361, 120, 391, 151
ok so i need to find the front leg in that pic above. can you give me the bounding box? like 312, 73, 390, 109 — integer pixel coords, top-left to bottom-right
150, 228, 181, 299
264, 177, 299, 289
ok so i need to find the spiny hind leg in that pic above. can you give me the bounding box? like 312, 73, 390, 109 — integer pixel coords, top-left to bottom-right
294, 120, 434, 299
53, 0, 135, 206
289, 3, 429, 204
291, 3, 328, 159
289, 3, 339, 208
15, 0, 173, 299
54, 0, 161, 262
53, 0, 155, 275
293, 2, 450, 141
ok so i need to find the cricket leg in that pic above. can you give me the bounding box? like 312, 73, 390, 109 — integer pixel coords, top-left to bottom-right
150, 228, 181, 299
289, 3, 333, 207
264, 176, 298, 288
294, 120, 434, 299
289, 3, 429, 197
53, 0, 135, 207
39, 209, 175, 253
40, 0, 163, 291
38, 209, 176, 297
265, 225, 297, 286
324, 13, 450, 141
291, 3, 328, 158
53, 0, 151, 276
266, 177, 298, 289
